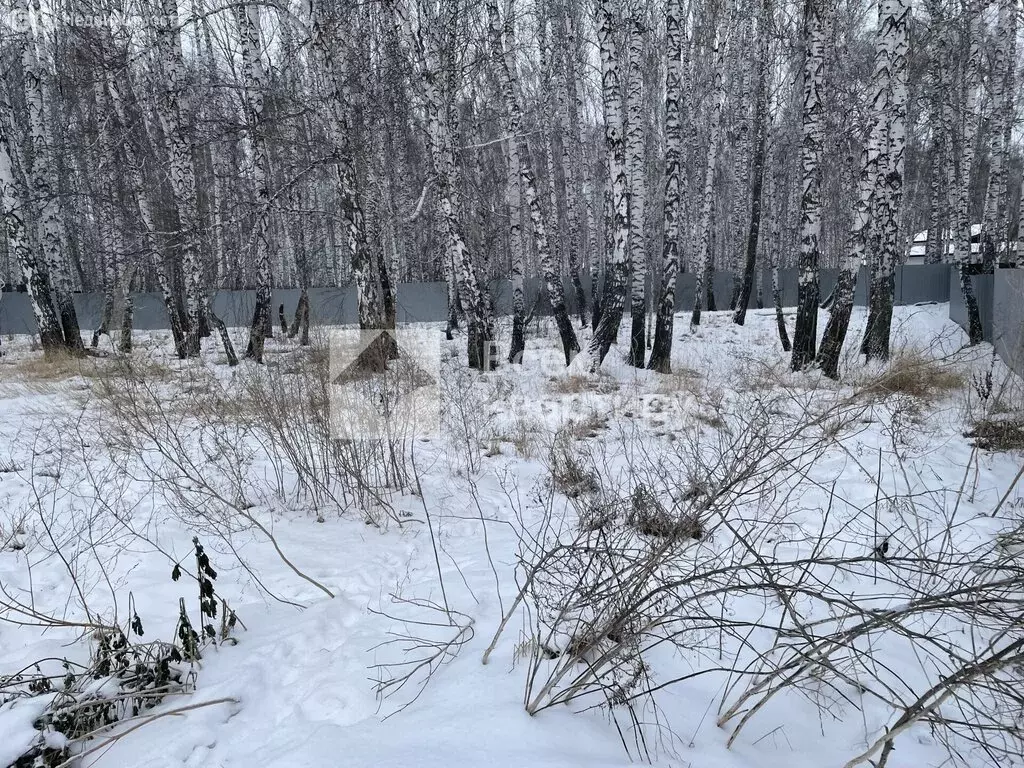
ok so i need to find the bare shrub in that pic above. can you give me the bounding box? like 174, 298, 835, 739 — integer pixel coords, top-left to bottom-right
481, 364, 1023, 766
0, 453, 241, 767
441, 351, 502, 473
87, 360, 334, 599
485, 386, 850, 752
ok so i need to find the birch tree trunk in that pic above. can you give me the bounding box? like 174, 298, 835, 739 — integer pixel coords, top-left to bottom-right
152, 0, 204, 357
557, 6, 587, 326
952, 5, 984, 344
789, 0, 827, 370
309, 5, 388, 344
238, 4, 275, 363
817, 0, 902, 378
488, 0, 579, 365
507, 135, 526, 363
625, 5, 648, 367
192, 0, 230, 287
391, 0, 495, 370
860, 0, 909, 362
728, 24, 753, 312
647, 0, 683, 373
924, 131, 946, 264
979, 0, 1015, 271
690, 33, 726, 329
537, 4, 567, 299
1017, 173, 1024, 265
733, 3, 769, 326
0, 120, 63, 351
91, 76, 120, 350
494, 3, 525, 365
924, 8, 949, 269
581, 0, 630, 370
107, 77, 187, 358
19, 0, 82, 351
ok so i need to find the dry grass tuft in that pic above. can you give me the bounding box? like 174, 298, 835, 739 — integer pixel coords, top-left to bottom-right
965, 418, 1024, 451
561, 410, 608, 441
0, 349, 100, 382
503, 416, 542, 459
651, 367, 704, 395
627, 484, 704, 540
857, 352, 965, 402
548, 374, 619, 395
549, 437, 599, 498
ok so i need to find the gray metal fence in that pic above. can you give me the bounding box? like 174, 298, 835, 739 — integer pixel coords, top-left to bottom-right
0, 263, 1006, 351
992, 270, 1024, 376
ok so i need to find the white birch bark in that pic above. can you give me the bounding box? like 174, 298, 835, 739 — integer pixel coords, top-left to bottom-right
579, 0, 630, 371
391, 0, 495, 369
555, 6, 586, 324
861, 0, 908, 362
980, 0, 1015, 270
953, 3, 984, 342
728, 25, 753, 310
107, 77, 188, 357
0, 117, 63, 351
818, 0, 903, 376
17, 0, 80, 350
690, 30, 727, 329
192, 0, 231, 287
789, 0, 827, 370
305, 3, 384, 336
91, 73, 121, 350
647, 0, 684, 372
487, 0, 579, 365
237, 3, 275, 363
624, 4, 648, 366
734, 2, 770, 325
152, 0, 203, 355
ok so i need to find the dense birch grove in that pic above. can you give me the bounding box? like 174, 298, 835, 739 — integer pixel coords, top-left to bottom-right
0, 0, 1021, 374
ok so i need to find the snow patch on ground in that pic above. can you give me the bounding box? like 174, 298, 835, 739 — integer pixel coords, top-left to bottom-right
0, 304, 1021, 768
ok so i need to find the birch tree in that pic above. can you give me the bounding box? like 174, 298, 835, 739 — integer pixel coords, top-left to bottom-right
817, 0, 905, 377
238, 3, 275, 363
580, 0, 630, 370
151, 0, 205, 356
647, 0, 684, 373
860, 0, 908, 362
979, 0, 1016, 270
789, 0, 827, 370
18, 0, 82, 351
0, 117, 63, 352
923, 5, 950, 266
690, 19, 728, 329
624, 2, 648, 367
391, 0, 496, 370
733, 1, 770, 326
951, 4, 984, 344
556, 3, 588, 326
89, 69, 123, 351
106, 72, 187, 358
487, 0, 579, 365
305, 0, 390, 347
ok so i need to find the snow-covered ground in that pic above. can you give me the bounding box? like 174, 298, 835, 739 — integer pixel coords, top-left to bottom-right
1, 304, 1022, 768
